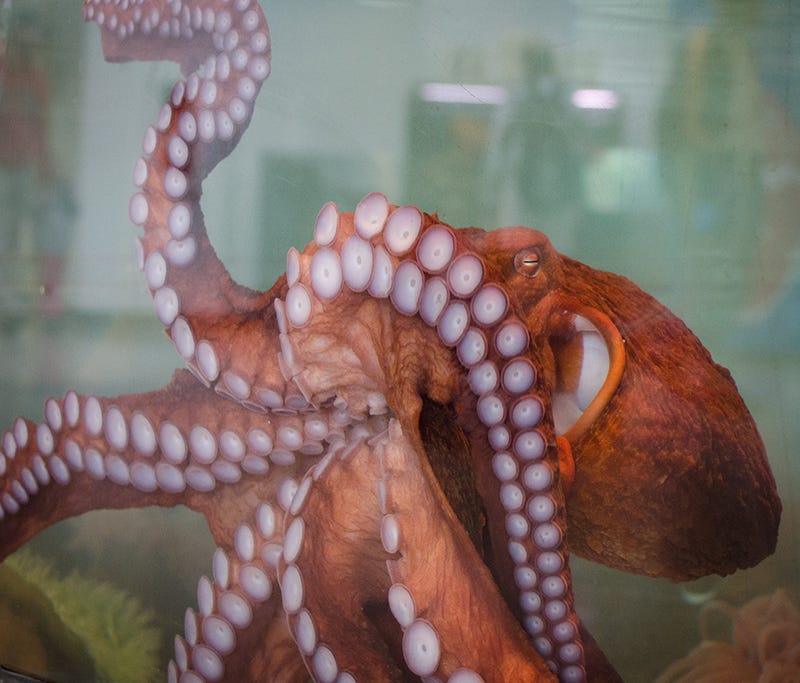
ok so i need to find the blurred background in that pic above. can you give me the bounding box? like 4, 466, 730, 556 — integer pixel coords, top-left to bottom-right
1, 0, 798, 681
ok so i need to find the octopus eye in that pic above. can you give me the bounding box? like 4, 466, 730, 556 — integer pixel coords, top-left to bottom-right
514, 248, 541, 278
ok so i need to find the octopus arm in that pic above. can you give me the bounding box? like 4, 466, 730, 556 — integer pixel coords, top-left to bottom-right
280, 415, 558, 682
84, 0, 285, 402
381, 419, 560, 682
170, 494, 313, 683
0, 369, 277, 560
277, 432, 406, 682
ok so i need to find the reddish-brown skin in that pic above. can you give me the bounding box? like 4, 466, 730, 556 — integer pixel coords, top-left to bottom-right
475, 228, 781, 580
0, 218, 781, 682
0, 1, 782, 682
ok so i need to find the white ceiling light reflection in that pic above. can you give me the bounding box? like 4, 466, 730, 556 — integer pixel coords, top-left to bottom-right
420, 83, 509, 105
571, 88, 619, 110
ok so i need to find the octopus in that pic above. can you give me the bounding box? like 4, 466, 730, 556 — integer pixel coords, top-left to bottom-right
0, 1, 782, 682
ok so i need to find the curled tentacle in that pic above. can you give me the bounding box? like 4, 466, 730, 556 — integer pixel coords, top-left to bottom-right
169, 501, 310, 682
83, 0, 289, 412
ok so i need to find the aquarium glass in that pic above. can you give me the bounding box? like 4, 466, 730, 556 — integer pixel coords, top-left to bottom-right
1, 1, 798, 681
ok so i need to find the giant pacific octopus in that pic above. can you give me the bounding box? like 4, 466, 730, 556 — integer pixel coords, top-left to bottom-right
0, 1, 782, 682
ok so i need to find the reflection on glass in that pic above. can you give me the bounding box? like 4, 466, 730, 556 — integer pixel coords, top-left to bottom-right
657, 1, 800, 343
0, 3, 80, 318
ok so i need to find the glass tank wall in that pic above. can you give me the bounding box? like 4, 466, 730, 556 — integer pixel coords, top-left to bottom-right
0, 1, 798, 681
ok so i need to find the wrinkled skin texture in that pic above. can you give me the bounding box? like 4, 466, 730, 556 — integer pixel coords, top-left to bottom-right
0, 1, 781, 682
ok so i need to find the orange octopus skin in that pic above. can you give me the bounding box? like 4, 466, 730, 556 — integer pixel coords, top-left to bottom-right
473, 227, 781, 580
0, 1, 781, 682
